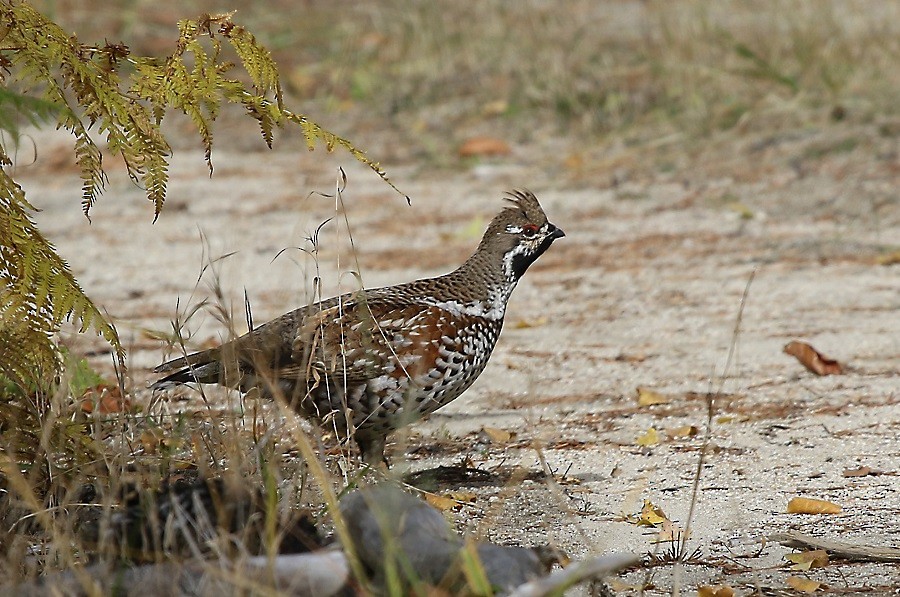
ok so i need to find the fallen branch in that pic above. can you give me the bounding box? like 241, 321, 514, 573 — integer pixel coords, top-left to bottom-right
771, 531, 900, 563
508, 552, 640, 597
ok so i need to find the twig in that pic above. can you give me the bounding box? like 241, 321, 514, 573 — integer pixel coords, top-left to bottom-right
508, 553, 640, 597
771, 531, 900, 563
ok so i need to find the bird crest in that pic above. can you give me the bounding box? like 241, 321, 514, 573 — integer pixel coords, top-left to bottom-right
503, 189, 549, 225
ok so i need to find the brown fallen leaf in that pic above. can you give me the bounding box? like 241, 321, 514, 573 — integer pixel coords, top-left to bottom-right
80, 384, 131, 414
783, 341, 843, 375
140, 429, 164, 455
787, 497, 842, 515
423, 491, 475, 512
842, 466, 882, 477
697, 585, 735, 597
458, 136, 511, 158
653, 518, 689, 543
786, 549, 829, 571
635, 427, 660, 446
614, 352, 648, 363
480, 427, 515, 443
786, 576, 821, 593
668, 425, 700, 438
446, 491, 476, 504
609, 579, 646, 592
423, 492, 458, 511
636, 387, 669, 406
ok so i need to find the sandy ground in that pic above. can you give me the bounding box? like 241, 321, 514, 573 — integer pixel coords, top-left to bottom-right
17, 119, 900, 594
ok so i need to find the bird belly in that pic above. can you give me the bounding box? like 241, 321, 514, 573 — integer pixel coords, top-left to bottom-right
356, 326, 499, 433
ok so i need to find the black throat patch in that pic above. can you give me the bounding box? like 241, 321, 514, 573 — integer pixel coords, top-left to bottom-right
510, 235, 558, 280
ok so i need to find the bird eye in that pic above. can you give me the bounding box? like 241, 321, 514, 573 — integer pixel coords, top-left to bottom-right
522, 224, 539, 237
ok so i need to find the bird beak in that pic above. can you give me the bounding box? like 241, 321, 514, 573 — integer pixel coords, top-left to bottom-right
548, 226, 565, 240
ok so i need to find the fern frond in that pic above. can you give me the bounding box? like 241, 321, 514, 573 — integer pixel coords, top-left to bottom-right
0, 168, 124, 383
72, 125, 107, 218
0, 287, 58, 390
5, 2, 173, 217
220, 20, 283, 106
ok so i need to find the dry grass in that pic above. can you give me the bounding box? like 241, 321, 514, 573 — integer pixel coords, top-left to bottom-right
0, 228, 341, 588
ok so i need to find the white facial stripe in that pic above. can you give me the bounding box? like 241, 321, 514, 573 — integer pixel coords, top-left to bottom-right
506, 225, 523, 233
502, 242, 529, 278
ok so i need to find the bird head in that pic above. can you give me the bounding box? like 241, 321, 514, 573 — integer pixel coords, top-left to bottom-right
479, 189, 565, 282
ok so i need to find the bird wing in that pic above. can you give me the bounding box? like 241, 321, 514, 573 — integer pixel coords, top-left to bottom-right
152, 307, 303, 387
153, 287, 458, 390
292, 291, 439, 384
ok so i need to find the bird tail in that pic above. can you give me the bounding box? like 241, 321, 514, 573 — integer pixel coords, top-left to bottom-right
150, 350, 222, 390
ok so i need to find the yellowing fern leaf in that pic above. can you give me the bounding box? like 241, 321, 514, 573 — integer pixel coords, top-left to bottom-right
0, 169, 123, 386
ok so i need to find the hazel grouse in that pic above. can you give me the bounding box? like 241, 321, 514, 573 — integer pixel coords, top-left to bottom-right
153, 190, 564, 464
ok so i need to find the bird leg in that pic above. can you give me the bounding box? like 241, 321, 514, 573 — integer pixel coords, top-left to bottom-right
355, 432, 389, 468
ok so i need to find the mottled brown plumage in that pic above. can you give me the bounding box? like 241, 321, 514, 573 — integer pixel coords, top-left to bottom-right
153, 190, 564, 464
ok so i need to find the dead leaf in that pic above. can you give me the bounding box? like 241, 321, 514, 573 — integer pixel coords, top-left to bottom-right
637, 500, 669, 527
458, 136, 511, 158
614, 352, 648, 363
480, 427, 515, 443
786, 550, 829, 571
653, 518, 689, 543
875, 249, 900, 265
727, 201, 754, 219
423, 492, 458, 511
446, 491, 476, 504
783, 341, 843, 375
423, 491, 474, 512
80, 384, 131, 414
636, 387, 669, 406
697, 585, 735, 597
842, 466, 880, 477
786, 576, 821, 593
609, 579, 646, 592
481, 99, 508, 116
636, 427, 660, 446
787, 497, 842, 515
140, 429, 163, 455
512, 317, 548, 329
564, 152, 585, 171
669, 425, 700, 437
